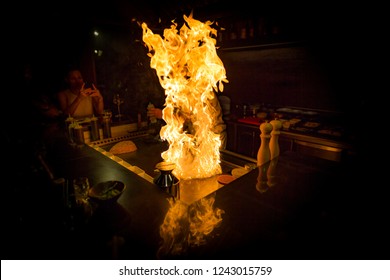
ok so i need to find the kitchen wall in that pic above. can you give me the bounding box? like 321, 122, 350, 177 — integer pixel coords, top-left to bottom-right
217, 40, 359, 115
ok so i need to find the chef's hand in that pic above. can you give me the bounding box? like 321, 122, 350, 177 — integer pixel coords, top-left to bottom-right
147, 107, 163, 119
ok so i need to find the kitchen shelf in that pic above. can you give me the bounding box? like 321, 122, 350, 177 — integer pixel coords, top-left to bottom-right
218, 40, 306, 52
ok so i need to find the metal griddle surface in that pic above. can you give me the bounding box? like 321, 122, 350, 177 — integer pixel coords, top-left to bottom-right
100, 135, 252, 178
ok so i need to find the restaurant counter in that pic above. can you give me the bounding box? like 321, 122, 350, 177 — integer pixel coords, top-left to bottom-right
3, 132, 386, 260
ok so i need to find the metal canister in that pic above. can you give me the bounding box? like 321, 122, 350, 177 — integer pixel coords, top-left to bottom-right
74, 123, 85, 145
90, 115, 100, 141
102, 115, 112, 139
153, 162, 180, 199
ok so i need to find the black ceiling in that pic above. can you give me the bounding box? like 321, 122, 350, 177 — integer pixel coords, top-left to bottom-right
16, 0, 323, 30
11, 0, 357, 71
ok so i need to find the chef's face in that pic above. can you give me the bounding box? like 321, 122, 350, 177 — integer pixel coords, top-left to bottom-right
67, 70, 84, 90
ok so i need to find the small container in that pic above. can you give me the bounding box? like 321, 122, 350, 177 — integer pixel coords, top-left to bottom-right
154, 162, 180, 199
67, 121, 77, 145
74, 123, 85, 145
102, 115, 112, 139
90, 115, 100, 141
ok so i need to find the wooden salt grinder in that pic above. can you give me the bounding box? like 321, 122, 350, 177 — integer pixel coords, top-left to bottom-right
257, 122, 273, 166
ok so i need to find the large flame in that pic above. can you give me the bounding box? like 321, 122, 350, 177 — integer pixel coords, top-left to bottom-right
142, 13, 228, 180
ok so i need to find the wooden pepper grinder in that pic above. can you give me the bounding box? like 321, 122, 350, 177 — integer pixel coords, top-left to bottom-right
269, 119, 282, 160
257, 122, 273, 166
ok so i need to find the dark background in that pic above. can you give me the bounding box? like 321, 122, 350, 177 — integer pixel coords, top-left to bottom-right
3, 0, 386, 261
9, 0, 372, 120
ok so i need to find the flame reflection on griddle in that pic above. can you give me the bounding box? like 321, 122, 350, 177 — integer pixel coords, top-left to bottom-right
157, 192, 224, 258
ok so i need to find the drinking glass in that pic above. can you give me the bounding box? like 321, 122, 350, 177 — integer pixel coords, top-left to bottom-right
113, 94, 124, 120
73, 177, 90, 204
